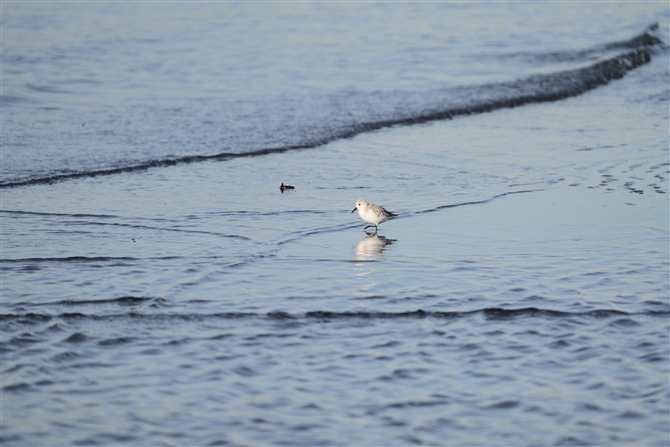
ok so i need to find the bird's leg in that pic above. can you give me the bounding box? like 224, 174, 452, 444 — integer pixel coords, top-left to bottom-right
364, 225, 378, 235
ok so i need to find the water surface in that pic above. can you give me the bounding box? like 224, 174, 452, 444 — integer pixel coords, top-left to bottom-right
2, 3, 669, 446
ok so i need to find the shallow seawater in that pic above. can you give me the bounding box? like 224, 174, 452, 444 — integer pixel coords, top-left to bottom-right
3, 310, 668, 446
2, 3, 669, 447
3, 103, 668, 446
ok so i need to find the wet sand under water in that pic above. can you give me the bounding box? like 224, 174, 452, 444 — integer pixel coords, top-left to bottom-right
2, 71, 669, 445
3, 182, 668, 447
249, 183, 668, 315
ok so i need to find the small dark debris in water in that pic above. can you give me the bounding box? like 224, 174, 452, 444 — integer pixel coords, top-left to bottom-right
280, 183, 295, 192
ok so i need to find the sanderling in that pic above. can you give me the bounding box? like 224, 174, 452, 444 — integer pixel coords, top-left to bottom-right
351, 199, 397, 232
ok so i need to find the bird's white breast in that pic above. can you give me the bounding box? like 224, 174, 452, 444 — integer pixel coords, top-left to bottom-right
359, 205, 387, 225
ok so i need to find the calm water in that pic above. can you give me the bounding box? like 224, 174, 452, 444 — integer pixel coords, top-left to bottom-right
2, 3, 669, 446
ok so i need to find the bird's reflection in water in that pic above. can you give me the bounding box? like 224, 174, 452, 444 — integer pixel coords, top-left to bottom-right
355, 233, 397, 260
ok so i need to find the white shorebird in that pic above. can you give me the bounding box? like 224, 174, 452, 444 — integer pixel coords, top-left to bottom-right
351, 199, 397, 232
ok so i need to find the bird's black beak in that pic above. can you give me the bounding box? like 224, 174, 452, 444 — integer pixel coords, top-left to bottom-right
351, 207, 357, 213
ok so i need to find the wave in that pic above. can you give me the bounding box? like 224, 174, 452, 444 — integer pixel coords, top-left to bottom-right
52, 296, 159, 306
413, 189, 540, 215
1, 28, 662, 189
0, 209, 120, 218
0, 256, 172, 263
0, 145, 314, 189
499, 24, 663, 64
2, 307, 668, 324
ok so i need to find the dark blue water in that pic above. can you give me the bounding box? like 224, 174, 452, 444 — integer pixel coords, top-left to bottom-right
2, 3, 669, 446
